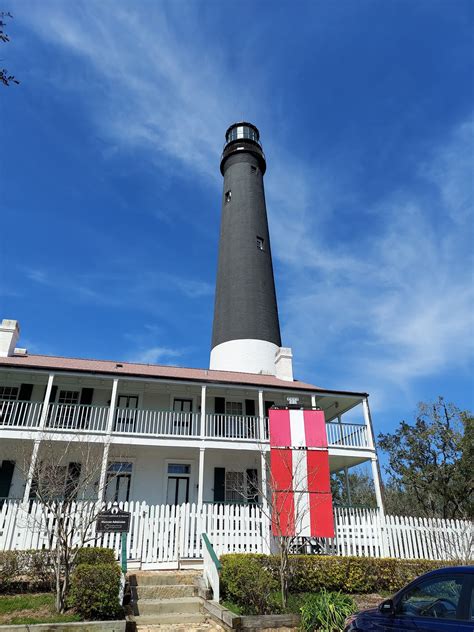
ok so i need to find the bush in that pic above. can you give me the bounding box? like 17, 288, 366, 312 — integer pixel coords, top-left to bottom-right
69, 563, 122, 620
0, 551, 19, 592
220, 554, 448, 600
300, 589, 357, 632
74, 547, 117, 567
219, 554, 279, 615
0, 550, 54, 593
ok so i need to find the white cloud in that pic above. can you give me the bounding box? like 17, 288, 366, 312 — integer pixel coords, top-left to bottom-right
129, 346, 183, 365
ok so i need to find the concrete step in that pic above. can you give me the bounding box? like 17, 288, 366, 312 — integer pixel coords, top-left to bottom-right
135, 623, 224, 632
130, 571, 199, 586
134, 584, 197, 600
131, 612, 207, 626
135, 596, 202, 616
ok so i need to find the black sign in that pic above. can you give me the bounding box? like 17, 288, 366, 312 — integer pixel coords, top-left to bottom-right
96, 506, 131, 533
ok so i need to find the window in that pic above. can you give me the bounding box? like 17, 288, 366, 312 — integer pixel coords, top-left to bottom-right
106, 462, 132, 503
225, 401, 243, 416
225, 471, 244, 503
58, 390, 79, 405
225, 190, 232, 203
168, 464, 190, 475
0, 387, 18, 401
251, 165, 257, 173
398, 576, 463, 620
256, 236, 264, 251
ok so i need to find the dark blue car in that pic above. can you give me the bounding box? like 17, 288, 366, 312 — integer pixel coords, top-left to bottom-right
344, 566, 474, 631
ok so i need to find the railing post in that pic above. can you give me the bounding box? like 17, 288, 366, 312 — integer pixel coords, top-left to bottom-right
22, 373, 55, 503
98, 378, 119, 501
198, 447, 205, 507
200, 385, 206, 439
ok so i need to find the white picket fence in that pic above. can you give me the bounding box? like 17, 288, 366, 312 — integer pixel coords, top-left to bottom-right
0, 500, 471, 568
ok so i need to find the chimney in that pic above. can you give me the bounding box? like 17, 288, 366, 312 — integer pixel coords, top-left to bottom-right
274, 347, 294, 381
0, 319, 20, 357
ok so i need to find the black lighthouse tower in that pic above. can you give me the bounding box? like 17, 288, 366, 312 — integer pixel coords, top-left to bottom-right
210, 123, 291, 377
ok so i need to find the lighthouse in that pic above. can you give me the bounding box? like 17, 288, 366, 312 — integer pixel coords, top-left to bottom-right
210, 123, 293, 380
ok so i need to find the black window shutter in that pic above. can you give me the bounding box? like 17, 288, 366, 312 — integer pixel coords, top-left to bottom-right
214, 467, 225, 502
80, 388, 94, 405
18, 384, 34, 401
65, 462, 82, 502
44, 385, 58, 403
245, 399, 256, 416
246, 468, 259, 504
215, 397, 225, 414
0, 461, 15, 500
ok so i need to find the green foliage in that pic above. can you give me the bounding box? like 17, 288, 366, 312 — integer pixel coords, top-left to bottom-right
331, 468, 377, 509
299, 589, 357, 632
69, 563, 123, 620
74, 547, 117, 566
220, 554, 448, 603
219, 554, 280, 615
379, 397, 473, 519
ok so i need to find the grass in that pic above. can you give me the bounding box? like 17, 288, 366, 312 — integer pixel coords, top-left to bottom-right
0, 593, 81, 625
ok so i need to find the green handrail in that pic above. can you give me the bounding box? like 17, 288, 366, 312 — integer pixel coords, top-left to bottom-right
201, 533, 222, 571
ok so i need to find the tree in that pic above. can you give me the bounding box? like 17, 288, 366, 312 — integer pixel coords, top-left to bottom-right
229, 449, 329, 609
1, 12, 19, 86
16, 437, 123, 613
330, 467, 377, 509
378, 397, 473, 520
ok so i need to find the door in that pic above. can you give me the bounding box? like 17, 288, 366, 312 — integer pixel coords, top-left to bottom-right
173, 399, 193, 434
0, 461, 15, 503
166, 477, 190, 505
115, 395, 138, 432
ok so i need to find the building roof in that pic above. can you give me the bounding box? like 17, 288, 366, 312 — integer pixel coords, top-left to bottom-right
0, 353, 367, 396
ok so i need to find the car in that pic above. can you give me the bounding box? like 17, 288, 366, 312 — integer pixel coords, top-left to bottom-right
344, 566, 474, 631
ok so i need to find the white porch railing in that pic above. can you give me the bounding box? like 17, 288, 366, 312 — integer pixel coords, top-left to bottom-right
46, 403, 109, 432
0, 500, 471, 567
325, 422, 368, 448
113, 408, 201, 437
205, 413, 261, 440
0, 400, 43, 428
0, 400, 371, 449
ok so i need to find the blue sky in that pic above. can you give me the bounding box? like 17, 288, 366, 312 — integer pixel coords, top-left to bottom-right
1, 0, 473, 438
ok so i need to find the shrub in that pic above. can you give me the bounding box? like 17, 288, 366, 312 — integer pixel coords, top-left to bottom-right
69, 563, 123, 620
0, 551, 19, 592
74, 547, 117, 567
220, 554, 449, 600
300, 589, 357, 632
219, 554, 279, 615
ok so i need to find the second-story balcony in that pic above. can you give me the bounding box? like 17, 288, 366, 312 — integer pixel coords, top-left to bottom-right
0, 399, 370, 449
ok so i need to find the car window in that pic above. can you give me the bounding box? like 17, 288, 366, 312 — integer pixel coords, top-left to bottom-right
398, 576, 464, 620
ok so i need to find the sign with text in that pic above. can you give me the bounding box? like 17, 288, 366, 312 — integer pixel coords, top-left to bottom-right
96, 507, 131, 533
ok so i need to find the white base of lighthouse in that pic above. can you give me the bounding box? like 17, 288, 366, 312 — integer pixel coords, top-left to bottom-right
210, 339, 292, 378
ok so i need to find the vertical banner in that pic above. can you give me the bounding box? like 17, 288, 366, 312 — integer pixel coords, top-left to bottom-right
269, 408, 335, 538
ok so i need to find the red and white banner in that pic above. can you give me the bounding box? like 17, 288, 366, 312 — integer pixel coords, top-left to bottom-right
269, 409, 335, 538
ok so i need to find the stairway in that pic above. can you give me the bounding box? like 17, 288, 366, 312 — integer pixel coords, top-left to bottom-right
127, 570, 222, 630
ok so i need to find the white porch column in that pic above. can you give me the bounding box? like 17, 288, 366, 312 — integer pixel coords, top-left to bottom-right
98, 378, 119, 501
362, 397, 385, 516
22, 373, 55, 503
200, 385, 206, 439
258, 389, 271, 553
198, 447, 205, 507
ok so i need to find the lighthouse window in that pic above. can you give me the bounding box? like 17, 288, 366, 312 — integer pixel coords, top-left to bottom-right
256, 236, 264, 251
225, 190, 232, 203
251, 165, 257, 173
